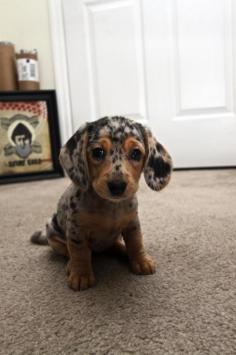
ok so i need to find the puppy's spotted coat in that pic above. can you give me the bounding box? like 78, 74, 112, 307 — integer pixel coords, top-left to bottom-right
31, 116, 172, 291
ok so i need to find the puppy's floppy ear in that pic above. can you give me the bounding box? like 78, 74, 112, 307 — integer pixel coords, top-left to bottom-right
59, 123, 89, 190
139, 125, 173, 191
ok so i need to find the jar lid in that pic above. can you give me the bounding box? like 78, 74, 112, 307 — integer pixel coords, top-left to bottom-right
19, 49, 37, 54
0, 41, 14, 46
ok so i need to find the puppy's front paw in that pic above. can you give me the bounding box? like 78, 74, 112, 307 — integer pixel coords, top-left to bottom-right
130, 255, 156, 275
66, 262, 96, 291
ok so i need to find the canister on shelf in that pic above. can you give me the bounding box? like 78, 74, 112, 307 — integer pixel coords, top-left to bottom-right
0, 41, 17, 91
16, 49, 40, 90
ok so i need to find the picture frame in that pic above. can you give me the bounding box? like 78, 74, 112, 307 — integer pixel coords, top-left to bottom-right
0, 90, 64, 184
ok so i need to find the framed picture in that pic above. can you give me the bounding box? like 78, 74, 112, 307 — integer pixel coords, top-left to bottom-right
0, 90, 64, 184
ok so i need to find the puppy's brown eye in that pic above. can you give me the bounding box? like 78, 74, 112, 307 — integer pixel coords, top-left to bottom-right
130, 148, 142, 161
91, 147, 105, 161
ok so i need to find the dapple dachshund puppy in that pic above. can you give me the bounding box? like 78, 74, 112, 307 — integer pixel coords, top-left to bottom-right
31, 116, 172, 291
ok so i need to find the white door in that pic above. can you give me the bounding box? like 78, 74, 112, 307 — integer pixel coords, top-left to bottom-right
62, 0, 236, 168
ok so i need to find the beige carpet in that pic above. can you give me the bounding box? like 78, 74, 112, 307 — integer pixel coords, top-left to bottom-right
0, 170, 236, 355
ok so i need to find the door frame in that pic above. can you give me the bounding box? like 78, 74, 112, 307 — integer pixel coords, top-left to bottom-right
48, 0, 73, 144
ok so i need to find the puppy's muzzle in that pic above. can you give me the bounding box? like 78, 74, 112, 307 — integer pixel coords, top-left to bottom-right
108, 180, 127, 196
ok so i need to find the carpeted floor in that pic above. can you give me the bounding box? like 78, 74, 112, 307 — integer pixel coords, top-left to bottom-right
0, 170, 236, 355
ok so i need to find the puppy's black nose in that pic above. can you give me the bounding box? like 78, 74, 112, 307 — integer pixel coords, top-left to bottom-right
108, 180, 127, 196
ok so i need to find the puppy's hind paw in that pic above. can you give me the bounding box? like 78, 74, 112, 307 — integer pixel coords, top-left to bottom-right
130, 255, 156, 275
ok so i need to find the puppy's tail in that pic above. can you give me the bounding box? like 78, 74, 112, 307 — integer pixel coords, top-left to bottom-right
30, 230, 48, 245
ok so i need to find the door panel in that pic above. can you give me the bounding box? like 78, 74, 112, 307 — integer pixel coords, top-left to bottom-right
64, 0, 148, 125
142, 0, 236, 167
176, 0, 226, 110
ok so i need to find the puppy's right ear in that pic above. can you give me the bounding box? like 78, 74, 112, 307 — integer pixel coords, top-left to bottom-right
59, 124, 89, 190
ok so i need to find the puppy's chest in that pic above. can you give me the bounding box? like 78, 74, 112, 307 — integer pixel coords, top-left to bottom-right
78, 208, 135, 252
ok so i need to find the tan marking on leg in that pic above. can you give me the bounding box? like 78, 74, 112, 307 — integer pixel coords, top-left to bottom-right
123, 222, 156, 275
48, 235, 68, 257
67, 240, 95, 291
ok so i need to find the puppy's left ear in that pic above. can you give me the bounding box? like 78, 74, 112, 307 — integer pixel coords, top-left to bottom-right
59, 123, 89, 190
139, 125, 173, 191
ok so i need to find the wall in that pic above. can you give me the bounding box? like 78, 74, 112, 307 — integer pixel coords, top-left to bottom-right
0, 0, 55, 89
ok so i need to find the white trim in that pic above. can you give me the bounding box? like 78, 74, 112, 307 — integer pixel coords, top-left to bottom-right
48, 0, 73, 145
